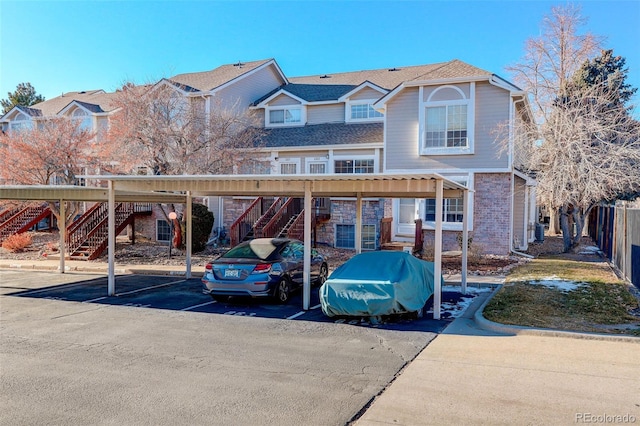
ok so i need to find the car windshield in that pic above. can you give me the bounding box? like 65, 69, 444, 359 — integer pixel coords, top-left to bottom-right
222, 240, 279, 260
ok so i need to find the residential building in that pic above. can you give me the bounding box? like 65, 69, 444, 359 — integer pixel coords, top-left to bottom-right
0, 58, 536, 256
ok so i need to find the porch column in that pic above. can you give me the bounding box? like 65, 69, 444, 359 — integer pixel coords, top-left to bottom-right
58, 200, 65, 273
433, 179, 443, 320
303, 181, 312, 310
108, 180, 116, 296
186, 191, 192, 279
461, 189, 469, 294
355, 194, 363, 254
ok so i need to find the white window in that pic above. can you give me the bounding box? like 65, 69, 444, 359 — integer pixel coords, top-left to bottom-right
9, 113, 32, 133
268, 107, 302, 125
307, 161, 327, 174
238, 160, 272, 175
349, 103, 383, 121
424, 105, 467, 148
334, 158, 375, 174
72, 108, 93, 132
280, 163, 297, 174
335, 224, 377, 249
419, 84, 474, 155
422, 175, 473, 231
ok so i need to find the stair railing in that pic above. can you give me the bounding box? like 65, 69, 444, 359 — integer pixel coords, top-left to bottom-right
261, 198, 302, 239
253, 197, 284, 238
229, 197, 263, 246
0, 204, 51, 242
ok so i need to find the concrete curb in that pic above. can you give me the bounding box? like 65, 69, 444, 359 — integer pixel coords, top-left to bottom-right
0, 262, 204, 278
474, 284, 640, 343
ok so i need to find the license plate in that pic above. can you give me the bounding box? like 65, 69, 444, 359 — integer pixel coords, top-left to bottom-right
224, 268, 239, 278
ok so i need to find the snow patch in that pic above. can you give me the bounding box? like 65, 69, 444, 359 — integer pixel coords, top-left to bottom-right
528, 275, 584, 292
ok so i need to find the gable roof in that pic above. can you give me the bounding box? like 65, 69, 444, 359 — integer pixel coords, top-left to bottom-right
167, 59, 286, 93
21, 90, 120, 117
253, 60, 495, 107
289, 59, 492, 91
258, 122, 383, 148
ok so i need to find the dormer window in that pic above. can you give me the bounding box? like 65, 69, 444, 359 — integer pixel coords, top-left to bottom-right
268, 107, 302, 125
72, 108, 93, 132
9, 112, 32, 132
345, 101, 384, 123
350, 103, 383, 120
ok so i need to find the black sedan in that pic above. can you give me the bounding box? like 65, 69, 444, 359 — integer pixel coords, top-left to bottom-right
202, 238, 328, 304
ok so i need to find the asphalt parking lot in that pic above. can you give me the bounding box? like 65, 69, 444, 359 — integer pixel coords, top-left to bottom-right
2, 270, 462, 331
0, 269, 462, 425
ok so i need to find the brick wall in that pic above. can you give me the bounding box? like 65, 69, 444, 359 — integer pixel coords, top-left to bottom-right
420, 173, 512, 255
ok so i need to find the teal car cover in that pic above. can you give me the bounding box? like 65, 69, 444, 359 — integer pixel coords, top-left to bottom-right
319, 251, 439, 317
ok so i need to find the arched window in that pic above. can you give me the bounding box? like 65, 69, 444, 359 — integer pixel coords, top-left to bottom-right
72, 108, 93, 131
9, 112, 33, 132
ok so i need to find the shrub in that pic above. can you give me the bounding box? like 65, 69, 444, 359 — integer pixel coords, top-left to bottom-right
2, 233, 33, 252
189, 203, 214, 253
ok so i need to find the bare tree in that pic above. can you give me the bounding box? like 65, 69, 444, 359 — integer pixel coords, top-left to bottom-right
505, 4, 607, 244
534, 81, 640, 251
0, 117, 107, 223
107, 82, 265, 176
507, 4, 603, 122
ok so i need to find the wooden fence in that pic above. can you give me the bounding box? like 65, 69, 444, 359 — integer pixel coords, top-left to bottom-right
588, 201, 640, 289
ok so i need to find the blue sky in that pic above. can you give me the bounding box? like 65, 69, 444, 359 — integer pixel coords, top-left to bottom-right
1, 1, 639, 106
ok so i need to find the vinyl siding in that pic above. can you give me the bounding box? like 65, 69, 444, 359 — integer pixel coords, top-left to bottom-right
350, 87, 386, 101
215, 65, 285, 110
269, 93, 302, 106
512, 175, 526, 249
384, 82, 511, 171
308, 104, 344, 124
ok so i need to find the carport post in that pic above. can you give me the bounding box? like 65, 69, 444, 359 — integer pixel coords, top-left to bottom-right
186, 191, 192, 279
58, 200, 65, 273
433, 179, 443, 320
303, 181, 312, 310
355, 194, 362, 254
461, 189, 469, 294
108, 180, 116, 296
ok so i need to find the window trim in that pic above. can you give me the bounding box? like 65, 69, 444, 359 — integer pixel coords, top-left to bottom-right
345, 100, 384, 123
418, 84, 475, 156
278, 158, 300, 175
156, 219, 172, 242
332, 155, 377, 174
421, 174, 474, 231
265, 106, 305, 128
334, 223, 377, 250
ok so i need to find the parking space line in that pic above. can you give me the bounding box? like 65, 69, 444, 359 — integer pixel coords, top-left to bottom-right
311, 304, 321, 310
181, 301, 216, 311
83, 296, 108, 303
116, 279, 185, 296
287, 311, 307, 320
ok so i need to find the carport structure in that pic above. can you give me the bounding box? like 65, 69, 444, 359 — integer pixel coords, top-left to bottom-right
0, 173, 470, 319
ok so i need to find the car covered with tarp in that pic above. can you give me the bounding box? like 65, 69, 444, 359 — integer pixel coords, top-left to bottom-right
319, 251, 441, 317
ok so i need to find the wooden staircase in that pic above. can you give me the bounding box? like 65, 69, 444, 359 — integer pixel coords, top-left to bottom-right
66, 202, 151, 260
230, 197, 332, 244
0, 204, 52, 243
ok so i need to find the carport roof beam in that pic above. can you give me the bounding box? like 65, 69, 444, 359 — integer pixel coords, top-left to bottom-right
95, 173, 466, 199
0, 186, 187, 203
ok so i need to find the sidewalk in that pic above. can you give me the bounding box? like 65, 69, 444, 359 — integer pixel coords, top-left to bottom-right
354, 286, 640, 426
0, 258, 206, 277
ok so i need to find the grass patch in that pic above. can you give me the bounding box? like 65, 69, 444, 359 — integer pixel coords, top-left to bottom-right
484, 257, 640, 335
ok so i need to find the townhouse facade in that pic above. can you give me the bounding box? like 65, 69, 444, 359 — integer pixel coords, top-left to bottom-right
1, 58, 536, 256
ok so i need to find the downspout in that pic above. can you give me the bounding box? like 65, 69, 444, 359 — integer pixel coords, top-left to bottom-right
510, 97, 533, 259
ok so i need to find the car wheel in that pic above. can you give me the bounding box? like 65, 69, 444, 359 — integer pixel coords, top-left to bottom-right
315, 263, 328, 287
275, 278, 291, 304
211, 294, 230, 303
